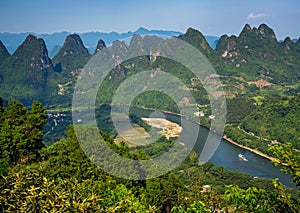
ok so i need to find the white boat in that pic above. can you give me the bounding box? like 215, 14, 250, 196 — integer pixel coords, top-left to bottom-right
238, 154, 248, 161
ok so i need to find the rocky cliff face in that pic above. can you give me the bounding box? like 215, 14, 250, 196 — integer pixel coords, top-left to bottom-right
257, 24, 277, 41
216, 35, 238, 54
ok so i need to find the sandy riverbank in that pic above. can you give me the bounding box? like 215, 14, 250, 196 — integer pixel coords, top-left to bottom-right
114, 124, 150, 147
142, 116, 278, 162
132, 106, 281, 163
223, 135, 279, 163
114, 118, 182, 146
141, 117, 182, 139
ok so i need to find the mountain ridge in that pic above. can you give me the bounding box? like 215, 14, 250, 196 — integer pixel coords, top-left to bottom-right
0, 28, 220, 57
0, 23, 299, 104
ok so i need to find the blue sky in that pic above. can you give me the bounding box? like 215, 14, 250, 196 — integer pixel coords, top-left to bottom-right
0, 0, 299, 39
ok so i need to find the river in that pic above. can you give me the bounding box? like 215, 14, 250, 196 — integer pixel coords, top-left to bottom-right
130, 107, 295, 188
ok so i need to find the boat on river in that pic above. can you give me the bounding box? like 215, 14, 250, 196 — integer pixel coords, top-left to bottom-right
238, 154, 248, 161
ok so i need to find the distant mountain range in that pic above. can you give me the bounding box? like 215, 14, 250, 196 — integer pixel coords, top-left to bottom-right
0, 24, 299, 106
0, 27, 220, 58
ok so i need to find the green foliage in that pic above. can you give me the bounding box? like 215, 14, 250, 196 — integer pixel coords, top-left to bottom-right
269, 142, 300, 187
0, 100, 46, 173
226, 97, 256, 125
242, 97, 300, 149
224, 125, 274, 156
133, 91, 180, 113
0, 170, 154, 213
1, 24, 300, 212
225, 179, 299, 212
1, 118, 299, 212
142, 173, 183, 212
172, 201, 212, 213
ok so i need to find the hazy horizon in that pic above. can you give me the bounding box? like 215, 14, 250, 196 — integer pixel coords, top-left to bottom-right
0, 0, 299, 39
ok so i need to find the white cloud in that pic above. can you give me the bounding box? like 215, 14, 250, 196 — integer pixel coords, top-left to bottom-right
247, 13, 268, 19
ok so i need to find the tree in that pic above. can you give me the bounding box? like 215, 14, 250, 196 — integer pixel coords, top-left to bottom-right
225, 179, 298, 212
144, 173, 183, 212
0, 100, 46, 171
269, 142, 300, 187
172, 201, 212, 213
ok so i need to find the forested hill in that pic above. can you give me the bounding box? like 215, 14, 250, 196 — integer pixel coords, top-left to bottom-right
0, 24, 299, 152
0, 99, 299, 212
0, 23, 299, 105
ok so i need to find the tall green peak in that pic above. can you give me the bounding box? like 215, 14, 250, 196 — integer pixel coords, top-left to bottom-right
184, 28, 207, 41
129, 34, 143, 48
283, 37, 293, 44
239, 24, 277, 43
130, 34, 143, 43
237, 24, 279, 49
178, 27, 212, 55
55, 34, 90, 57
239, 24, 255, 38
111, 40, 128, 59
281, 37, 294, 51
243, 24, 252, 31
128, 34, 147, 55
0, 35, 52, 101
258, 24, 277, 41
12, 34, 52, 69
215, 35, 228, 52
94, 39, 106, 54
52, 34, 91, 73
216, 35, 238, 53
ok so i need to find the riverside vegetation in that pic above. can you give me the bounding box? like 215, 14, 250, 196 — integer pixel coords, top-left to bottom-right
0, 23, 300, 212
0, 99, 299, 212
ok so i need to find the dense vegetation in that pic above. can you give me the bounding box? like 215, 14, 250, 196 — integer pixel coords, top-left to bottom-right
242, 96, 300, 149
0, 98, 46, 174
0, 100, 299, 212
1, 23, 300, 211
